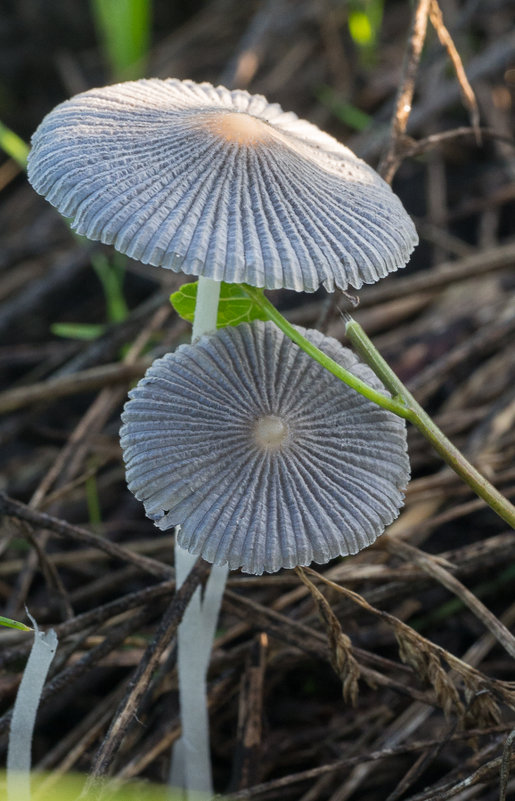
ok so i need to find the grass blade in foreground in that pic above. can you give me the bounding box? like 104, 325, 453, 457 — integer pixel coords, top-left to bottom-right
7, 616, 58, 801
0, 616, 32, 632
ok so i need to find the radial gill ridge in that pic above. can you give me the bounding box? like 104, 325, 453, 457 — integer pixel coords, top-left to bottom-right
28, 78, 418, 292
120, 320, 410, 574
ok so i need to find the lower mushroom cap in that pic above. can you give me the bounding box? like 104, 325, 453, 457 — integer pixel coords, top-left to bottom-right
120, 321, 410, 574
28, 78, 418, 292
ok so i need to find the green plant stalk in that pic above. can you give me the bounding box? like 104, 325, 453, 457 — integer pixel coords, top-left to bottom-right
90, 0, 152, 81
242, 285, 515, 529
344, 316, 515, 528
242, 285, 410, 418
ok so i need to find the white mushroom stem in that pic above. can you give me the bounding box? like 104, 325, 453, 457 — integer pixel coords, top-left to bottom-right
172, 276, 229, 799
191, 276, 221, 343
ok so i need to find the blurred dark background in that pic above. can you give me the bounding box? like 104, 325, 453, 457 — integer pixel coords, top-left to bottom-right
1, 3, 515, 799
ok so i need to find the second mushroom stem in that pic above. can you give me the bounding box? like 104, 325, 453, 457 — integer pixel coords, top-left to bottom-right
172, 276, 229, 799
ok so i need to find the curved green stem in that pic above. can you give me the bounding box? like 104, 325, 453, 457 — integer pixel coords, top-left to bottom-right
242, 285, 515, 529
242, 286, 411, 419
344, 317, 515, 528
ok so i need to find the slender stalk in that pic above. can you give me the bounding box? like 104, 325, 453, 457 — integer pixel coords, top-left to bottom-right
191, 276, 221, 342
344, 316, 515, 528
242, 285, 515, 529
172, 276, 229, 800
242, 286, 410, 418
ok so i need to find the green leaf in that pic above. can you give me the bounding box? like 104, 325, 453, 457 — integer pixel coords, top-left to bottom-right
170, 282, 268, 328
51, 322, 107, 341
170, 281, 197, 322
0, 615, 32, 632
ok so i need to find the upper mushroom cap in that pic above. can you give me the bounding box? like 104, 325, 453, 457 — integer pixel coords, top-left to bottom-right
120, 320, 410, 574
28, 78, 418, 293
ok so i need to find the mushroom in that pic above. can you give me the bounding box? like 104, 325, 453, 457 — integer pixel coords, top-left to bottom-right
27, 78, 416, 798
27, 77, 418, 293
120, 320, 410, 575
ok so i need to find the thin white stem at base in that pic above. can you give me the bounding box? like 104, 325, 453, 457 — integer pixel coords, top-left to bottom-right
170, 276, 228, 800
172, 546, 228, 797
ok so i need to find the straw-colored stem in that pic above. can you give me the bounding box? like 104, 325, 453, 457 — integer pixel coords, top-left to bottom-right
242, 285, 515, 529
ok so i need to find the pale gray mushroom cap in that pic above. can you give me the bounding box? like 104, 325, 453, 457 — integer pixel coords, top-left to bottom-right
120, 321, 410, 574
28, 78, 418, 293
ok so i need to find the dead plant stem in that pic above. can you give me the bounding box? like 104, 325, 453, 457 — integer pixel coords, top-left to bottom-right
379, 0, 431, 182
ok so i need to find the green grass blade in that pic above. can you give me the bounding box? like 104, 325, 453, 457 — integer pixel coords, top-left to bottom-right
91, 253, 129, 324
51, 322, 107, 341
0, 122, 29, 168
91, 0, 152, 80
0, 616, 32, 632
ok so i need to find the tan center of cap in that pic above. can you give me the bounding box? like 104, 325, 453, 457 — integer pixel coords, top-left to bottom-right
207, 111, 271, 145
253, 415, 289, 451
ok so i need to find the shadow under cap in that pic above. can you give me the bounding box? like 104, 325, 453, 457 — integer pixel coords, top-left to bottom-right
28, 78, 418, 293
120, 320, 410, 575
